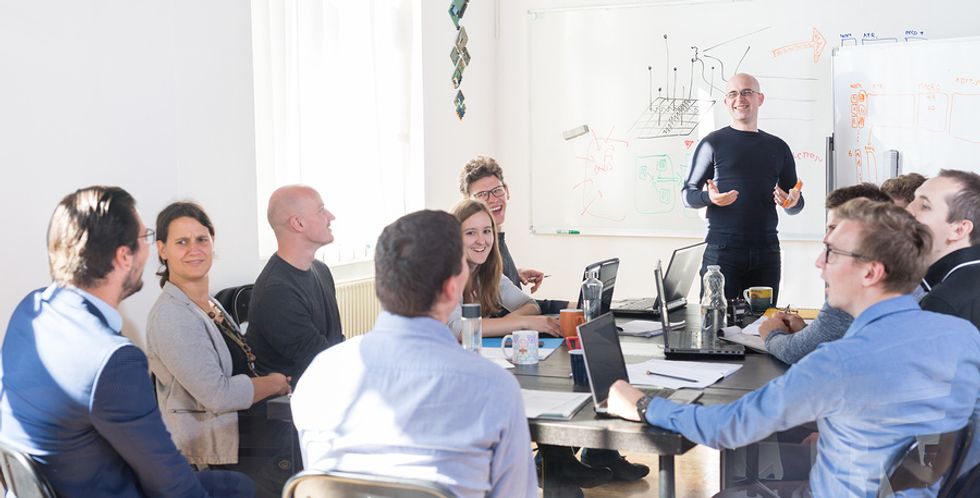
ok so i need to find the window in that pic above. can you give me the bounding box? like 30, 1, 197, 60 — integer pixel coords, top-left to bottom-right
250, 0, 422, 265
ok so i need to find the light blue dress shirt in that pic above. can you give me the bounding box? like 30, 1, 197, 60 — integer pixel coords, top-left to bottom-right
292, 311, 538, 498
645, 295, 980, 497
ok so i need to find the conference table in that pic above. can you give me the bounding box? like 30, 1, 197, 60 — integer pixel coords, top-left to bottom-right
267, 307, 789, 498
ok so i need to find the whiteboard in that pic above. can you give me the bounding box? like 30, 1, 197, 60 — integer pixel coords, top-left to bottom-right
833, 37, 980, 186
527, 0, 980, 240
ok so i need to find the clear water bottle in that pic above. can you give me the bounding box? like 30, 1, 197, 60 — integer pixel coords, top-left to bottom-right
582, 270, 603, 322
701, 265, 727, 335
461, 303, 482, 353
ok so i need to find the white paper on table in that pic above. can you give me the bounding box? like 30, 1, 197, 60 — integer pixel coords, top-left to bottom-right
720, 326, 768, 353
521, 389, 591, 420
626, 358, 742, 389
619, 341, 664, 358
619, 319, 687, 337
479, 347, 558, 363
488, 358, 514, 369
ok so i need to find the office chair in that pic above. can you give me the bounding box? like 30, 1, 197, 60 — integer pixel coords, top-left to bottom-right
878, 423, 974, 498
214, 284, 254, 327
281, 469, 456, 498
0, 441, 58, 498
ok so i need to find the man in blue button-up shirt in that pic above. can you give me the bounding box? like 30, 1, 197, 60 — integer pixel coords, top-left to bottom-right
609, 198, 980, 497
0, 186, 252, 498
292, 210, 537, 498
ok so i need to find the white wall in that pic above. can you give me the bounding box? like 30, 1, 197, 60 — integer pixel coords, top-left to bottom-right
420, 0, 499, 211
0, 1, 263, 346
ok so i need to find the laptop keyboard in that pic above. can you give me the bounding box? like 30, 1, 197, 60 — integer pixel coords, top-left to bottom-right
613, 298, 657, 311
639, 387, 674, 399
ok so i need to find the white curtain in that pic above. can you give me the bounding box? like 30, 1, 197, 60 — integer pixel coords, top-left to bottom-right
251, 0, 418, 263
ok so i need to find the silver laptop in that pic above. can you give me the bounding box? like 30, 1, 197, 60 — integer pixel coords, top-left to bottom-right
611, 242, 706, 317
577, 312, 672, 413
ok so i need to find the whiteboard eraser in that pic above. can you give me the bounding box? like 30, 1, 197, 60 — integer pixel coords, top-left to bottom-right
562, 124, 590, 140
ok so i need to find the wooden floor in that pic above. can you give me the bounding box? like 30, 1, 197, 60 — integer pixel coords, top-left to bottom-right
541, 446, 721, 498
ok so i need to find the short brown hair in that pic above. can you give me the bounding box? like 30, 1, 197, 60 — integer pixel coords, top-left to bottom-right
937, 169, 980, 245
47, 186, 140, 288
880, 172, 927, 205
374, 210, 464, 316
825, 183, 892, 209
835, 198, 932, 294
459, 156, 506, 196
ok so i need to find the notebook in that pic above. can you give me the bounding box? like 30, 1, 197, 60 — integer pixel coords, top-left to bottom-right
655, 261, 745, 360
577, 312, 673, 414
611, 242, 706, 318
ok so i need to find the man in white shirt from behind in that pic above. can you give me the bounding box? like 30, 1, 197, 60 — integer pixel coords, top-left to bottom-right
291, 210, 537, 498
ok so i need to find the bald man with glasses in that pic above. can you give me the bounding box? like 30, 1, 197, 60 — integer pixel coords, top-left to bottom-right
682, 73, 805, 304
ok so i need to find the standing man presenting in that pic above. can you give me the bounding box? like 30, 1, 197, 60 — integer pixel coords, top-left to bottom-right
682, 73, 804, 302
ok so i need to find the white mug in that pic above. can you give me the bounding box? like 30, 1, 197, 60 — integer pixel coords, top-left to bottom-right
501, 329, 539, 365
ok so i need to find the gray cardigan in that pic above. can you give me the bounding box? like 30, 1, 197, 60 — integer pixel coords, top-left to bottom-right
145, 282, 254, 465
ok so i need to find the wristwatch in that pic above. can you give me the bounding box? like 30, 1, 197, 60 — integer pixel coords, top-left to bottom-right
635, 394, 653, 424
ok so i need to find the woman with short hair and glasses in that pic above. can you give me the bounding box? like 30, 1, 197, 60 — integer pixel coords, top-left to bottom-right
146, 201, 292, 498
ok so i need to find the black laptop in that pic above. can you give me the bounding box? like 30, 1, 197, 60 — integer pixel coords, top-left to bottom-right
575, 258, 619, 315
611, 242, 706, 318
577, 312, 673, 414
655, 261, 745, 360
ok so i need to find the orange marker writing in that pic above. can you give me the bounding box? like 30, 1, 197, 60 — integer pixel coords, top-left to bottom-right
782, 180, 803, 208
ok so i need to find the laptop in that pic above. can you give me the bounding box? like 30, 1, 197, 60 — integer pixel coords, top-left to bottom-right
577, 312, 673, 414
575, 258, 619, 316
611, 242, 707, 318
656, 261, 745, 360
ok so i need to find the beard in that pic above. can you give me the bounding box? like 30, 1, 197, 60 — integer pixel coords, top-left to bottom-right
120, 263, 144, 300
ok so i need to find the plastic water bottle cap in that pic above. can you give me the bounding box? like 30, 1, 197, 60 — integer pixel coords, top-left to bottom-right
462, 303, 481, 318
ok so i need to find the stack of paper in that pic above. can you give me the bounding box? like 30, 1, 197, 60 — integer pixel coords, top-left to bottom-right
626, 359, 741, 389
521, 389, 591, 420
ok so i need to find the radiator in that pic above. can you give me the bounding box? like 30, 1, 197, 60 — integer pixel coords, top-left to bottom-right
335, 278, 382, 338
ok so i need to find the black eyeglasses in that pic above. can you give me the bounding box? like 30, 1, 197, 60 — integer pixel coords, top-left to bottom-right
725, 88, 760, 100
472, 185, 506, 201
823, 243, 871, 265
140, 229, 156, 244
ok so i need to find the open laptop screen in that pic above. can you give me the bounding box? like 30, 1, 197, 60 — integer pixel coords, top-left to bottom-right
658, 242, 707, 308
577, 312, 628, 408
576, 258, 619, 314
655, 261, 673, 347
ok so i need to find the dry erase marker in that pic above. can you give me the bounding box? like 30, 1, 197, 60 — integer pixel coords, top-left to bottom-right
782, 180, 803, 207
555, 229, 580, 235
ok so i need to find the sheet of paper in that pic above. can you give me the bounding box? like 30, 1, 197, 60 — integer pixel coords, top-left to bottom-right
619, 320, 664, 337
720, 326, 768, 353
479, 347, 558, 362
626, 358, 742, 389
488, 358, 514, 369
521, 389, 591, 420
619, 341, 664, 358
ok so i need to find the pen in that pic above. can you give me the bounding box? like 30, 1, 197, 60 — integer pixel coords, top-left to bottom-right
645, 370, 699, 383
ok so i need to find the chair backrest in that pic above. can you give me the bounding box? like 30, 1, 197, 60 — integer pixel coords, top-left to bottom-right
878, 423, 974, 498
214, 284, 254, 326
281, 469, 457, 498
0, 441, 59, 498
